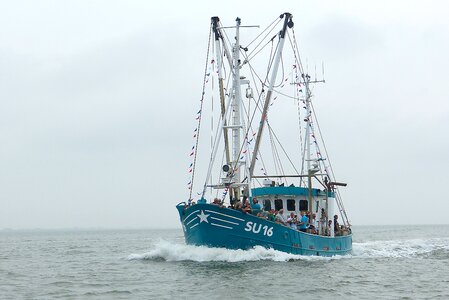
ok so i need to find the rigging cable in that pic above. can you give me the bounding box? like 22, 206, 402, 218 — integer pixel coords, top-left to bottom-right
239, 50, 300, 181
240, 74, 300, 184
210, 43, 215, 194
264, 40, 286, 89
267, 123, 288, 185
293, 75, 306, 186
310, 101, 351, 227
288, 29, 310, 187
245, 33, 277, 64
267, 122, 280, 177
244, 16, 281, 51
288, 28, 305, 77
266, 120, 301, 176
189, 26, 213, 202
240, 89, 270, 181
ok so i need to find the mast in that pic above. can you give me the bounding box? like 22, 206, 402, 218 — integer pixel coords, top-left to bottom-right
304, 74, 314, 213
211, 17, 231, 167
249, 13, 293, 178
202, 17, 257, 204
231, 17, 243, 201
211, 16, 234, 202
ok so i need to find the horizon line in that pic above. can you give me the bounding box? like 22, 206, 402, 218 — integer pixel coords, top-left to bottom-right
2, 223, 449, 231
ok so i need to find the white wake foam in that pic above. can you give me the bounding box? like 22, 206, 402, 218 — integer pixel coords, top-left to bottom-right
352, 237, 449, 258
127, 240, 342, 262
127, 237, 449, 263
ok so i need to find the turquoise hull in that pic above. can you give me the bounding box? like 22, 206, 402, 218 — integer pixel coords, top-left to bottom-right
176, 203, 352, 256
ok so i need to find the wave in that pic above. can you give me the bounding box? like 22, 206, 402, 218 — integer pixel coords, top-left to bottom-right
352, 237, 449, 258
127, 237, 449, 263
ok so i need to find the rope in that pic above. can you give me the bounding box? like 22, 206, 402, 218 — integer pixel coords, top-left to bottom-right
267, 121, 301, 176
294, 85, 305, 186
238, 88, 270, 181
267, 123, 280, 176
289, 28, 305, 76
245, 17, 282, 62
244, 16, 281, 50
310, 101, 351, 227
246, 34, 277, 64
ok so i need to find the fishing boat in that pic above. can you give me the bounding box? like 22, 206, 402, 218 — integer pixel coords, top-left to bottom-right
176, 13, 352, 256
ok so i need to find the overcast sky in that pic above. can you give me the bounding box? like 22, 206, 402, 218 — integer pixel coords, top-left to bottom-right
1, 0, 448, 229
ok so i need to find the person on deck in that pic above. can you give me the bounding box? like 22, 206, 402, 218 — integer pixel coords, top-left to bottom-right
234, 200, 242, 210
251, 198, 262, 213
319, 208, 327, 235
242, 201, 252, 214
287, 212, 297, 229
267, 209, 276, 222
327, 219, 334, 237
212, 198, 224, 207
298, 211, 309, 232
333, 215, 341, 236
257, 211, 267, 220
309, 213, 318, 234
276, 209, 287, 225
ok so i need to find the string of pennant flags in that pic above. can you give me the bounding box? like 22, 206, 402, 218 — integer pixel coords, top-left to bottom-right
186, 56, 214, 201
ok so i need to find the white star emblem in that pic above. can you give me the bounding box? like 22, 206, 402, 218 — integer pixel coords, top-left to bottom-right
197, 210, 210, 223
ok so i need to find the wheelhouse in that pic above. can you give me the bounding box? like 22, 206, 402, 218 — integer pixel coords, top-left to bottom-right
251, 185, 335, 217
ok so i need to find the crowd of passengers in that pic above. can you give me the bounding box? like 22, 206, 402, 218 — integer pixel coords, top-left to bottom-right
207, 197, 349, 236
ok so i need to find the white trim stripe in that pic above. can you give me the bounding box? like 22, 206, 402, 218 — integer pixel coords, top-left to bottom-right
210, 216, 238, 225
186, 217, 198, 226
184, 210, 200, 222
211, 222, 233, 230
205, 210, 244, 221
190, 223, 199, 229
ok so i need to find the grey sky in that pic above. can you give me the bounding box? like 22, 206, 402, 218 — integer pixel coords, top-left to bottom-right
1, 1, 448, 229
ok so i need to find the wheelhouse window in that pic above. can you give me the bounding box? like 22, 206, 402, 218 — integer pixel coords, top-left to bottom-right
299, 199, 308, 211
274, 199, 283, 211
287, 199, 296, 211
263, 199, 272, 211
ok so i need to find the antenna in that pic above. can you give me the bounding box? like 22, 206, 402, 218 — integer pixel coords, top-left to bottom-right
311, 61, 325, 84
306, 58, 309, 75
292, 60, 325, 86
322, 61, 325, 83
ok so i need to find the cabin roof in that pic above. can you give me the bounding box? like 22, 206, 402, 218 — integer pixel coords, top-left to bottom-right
251, 186, 334, 198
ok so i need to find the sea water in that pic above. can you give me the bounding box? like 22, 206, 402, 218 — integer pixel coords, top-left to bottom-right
1, 225, 449, 299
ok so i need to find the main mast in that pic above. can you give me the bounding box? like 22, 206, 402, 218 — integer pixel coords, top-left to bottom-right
231, 17, 243, 201
211, 16, 233, 201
